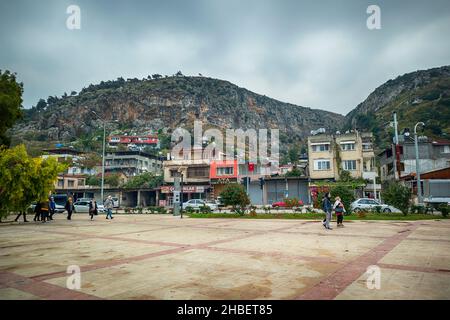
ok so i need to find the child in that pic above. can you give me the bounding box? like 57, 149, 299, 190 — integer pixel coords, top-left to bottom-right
333, 196, 346, 227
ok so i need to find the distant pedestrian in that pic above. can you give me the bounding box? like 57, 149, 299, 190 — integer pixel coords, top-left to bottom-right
104, 195, 114, 219
33, 202, 42, 221
14, 207, 30, 223
333, 196, 346, 227
322, 192, 332, 230
49, 197, 56, 220
89, 198, 98, 220
40, 200, 49, 223
65, 196, 74, 220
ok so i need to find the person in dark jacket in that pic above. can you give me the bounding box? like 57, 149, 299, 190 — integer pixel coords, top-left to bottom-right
49, 197, 56, 220
40, 200, 49, 222
322, 192, 333, 230
89, 198, 98, 220
14, 208, 30, 223
65, 196, 74, 220
33, 202, 42, 221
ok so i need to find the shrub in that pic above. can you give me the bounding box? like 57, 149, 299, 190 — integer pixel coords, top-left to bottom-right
438, 204, 449, 217
357, 210, 367, 218
219, 184, 250, 216
199, 205, 212, 214
373, 205, 382, 213
381, 182, 411, 215
136, 207, 143, 214
184, 206, 195, 214
285, 197, 300, 208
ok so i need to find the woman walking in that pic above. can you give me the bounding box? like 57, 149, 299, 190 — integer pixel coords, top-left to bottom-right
40, 200, 49, 223
89, 198, 98, 220
33, 202, 41, 221
333, 196, 346, 227
65, 196, 74, 220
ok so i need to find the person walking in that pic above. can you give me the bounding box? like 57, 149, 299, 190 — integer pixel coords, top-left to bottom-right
65, 196, 74, 220
14, 208, 29, 223
33, 202, 42, 222
40, 200, 49, 223
49, 197, 56, 220
333, 196, 346, 227
322, 192, 333, 230
104, 195, 114, 220
89, 198, 98, 220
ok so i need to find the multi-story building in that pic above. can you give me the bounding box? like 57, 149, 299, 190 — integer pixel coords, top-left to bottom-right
42, 148, 97, 175
104, 150, 163, 177
108, 134, 159, 149
307, 131, 376, 181
379, 135, 450, 181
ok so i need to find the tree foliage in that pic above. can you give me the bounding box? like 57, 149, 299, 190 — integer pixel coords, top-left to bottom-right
0, 70, 23, 146
123, 172, 163, 189
219, 184, 250, 215
381, 182, 411, 215
0, 145, 66, 218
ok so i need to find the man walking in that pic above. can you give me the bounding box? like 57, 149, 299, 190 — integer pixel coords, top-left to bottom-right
322, 192, 333, 230
49, 197, 56, 220
65, 196, 74, 220
104, 195, 114, 219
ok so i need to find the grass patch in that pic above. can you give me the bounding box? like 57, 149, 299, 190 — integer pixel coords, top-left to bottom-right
187, 213, 448, 221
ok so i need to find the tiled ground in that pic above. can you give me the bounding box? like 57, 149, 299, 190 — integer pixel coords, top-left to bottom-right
0, 214, 449, 300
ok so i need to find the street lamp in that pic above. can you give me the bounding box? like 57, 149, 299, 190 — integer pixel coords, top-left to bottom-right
414, 122, 425, 204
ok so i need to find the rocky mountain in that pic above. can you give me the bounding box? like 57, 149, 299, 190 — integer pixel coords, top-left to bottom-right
345, 66, 450, 149
11, 75, 343, 152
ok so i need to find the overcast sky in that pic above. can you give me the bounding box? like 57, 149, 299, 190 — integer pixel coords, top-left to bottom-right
1, 0, 449, 115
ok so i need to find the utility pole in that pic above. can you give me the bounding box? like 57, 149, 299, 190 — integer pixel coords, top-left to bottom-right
392, 112, 400, 180
414, 122, 425, 205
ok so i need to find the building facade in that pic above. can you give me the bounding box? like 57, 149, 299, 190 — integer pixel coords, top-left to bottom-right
307, 131, 376, 181
379, 136, 450, 181
105, 151, 163, 177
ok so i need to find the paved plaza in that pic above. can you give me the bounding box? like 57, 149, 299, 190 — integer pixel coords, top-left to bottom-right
0, 214, 449, 300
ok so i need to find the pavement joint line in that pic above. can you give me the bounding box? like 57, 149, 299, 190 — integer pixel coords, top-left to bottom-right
377, 263, 450, 274
0, 270, 102, 300
295, 221, 423, 300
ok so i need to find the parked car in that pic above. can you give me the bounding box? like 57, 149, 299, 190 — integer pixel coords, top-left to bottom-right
73, 200, 105, 214
182, 199, 218, 211
350, 198, 401, 213
271, 200, 304, 208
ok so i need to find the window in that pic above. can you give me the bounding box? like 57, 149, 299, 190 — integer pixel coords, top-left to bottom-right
313, 160, 331, 170
187, 166, 209, 178
443, 145, 450, 153
343, 160, 357, 171
77, 179, 85, 186
57, 179, 64, 188
312, 144, 330, 152
217, 167, 234, 175
362, 143, 372, 150
341, 143, 355, 151
68, 180, 75, 187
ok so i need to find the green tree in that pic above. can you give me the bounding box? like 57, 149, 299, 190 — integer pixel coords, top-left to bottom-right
0, 70, 23, 146
0, 145, 66, 219
123, 172, 163, 189
285, 166, 302, 177
85, 175, 100, 186
329, 185, 355, 213
219, 184, 250, 215
381, 182, 411, 215
104, 173, 121, 187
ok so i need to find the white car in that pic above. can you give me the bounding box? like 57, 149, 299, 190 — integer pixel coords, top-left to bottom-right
182, 199, 218, 211
73, 201, 105, 214
350, 198, 401, 213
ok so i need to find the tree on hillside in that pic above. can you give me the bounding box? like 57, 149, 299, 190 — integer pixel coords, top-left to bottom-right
123, 172, 163, 189
0, 145, 67, 219
0, 70, 23, 147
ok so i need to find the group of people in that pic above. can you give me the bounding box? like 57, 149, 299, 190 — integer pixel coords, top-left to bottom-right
14, 195, 115, 223
321, 192, 346, 230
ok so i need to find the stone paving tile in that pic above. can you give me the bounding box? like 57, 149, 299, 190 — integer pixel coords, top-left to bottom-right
117, 226, 252, 246
1, 215, 449, 300
379, 239, 450, 270
336, 268, 450, 300
0, 237, 173, 278
44, 249, 339, 300
210, 231, 384, 261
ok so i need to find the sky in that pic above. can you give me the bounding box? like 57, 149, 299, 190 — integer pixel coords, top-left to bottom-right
1, 0, 450, 115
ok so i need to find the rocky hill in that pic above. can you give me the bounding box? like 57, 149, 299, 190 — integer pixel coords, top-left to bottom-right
345, 66, 450, 149
12, 75, 343, 153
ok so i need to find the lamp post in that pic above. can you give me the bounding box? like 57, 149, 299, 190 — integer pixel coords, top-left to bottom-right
414, 122, 425, 204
